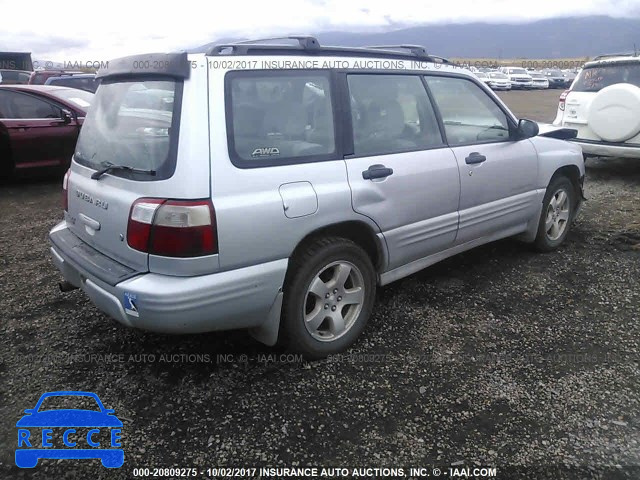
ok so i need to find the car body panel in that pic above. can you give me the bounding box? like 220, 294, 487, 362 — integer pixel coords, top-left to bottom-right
49, 51, 585, 344
0, 85, 89, 172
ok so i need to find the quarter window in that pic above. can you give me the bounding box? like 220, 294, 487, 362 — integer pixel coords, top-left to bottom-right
227, 72, 336, 165
425, 76, 511, 146
347, 74, 443, 156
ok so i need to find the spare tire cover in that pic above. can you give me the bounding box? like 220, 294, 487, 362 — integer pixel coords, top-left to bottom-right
588, 83, 640, 142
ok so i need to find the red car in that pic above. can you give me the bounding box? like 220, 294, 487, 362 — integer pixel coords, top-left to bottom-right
0, 85, 93, 179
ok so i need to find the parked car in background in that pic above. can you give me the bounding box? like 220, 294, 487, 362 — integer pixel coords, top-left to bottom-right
541, 69, 567, 88
49, 39, 585, 359
0, 85, 93, 179
529, 71, 550, 89
45, 74, 100, 93
474, 71, 492, 87
500, 67, 533, 89
562, 69, 578, 87
0, 69, 31, 84
486, 72, 512, 90
553, 53, 640, 159
29, 70, 85, 85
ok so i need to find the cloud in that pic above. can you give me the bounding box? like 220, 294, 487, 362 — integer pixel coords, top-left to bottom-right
0, 0, 638, 60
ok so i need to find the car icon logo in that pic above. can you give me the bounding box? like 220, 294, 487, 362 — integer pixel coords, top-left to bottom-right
15, 391, 124, 468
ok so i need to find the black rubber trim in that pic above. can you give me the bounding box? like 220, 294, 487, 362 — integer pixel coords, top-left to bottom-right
50, 228, 140, 287
572, 138, 640, 147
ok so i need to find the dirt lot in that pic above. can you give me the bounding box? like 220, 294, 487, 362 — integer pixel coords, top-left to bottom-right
1, 90, 639, 479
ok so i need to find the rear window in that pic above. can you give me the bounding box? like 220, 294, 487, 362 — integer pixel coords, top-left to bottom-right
74, 78, 181, 180
226, 71, 336, 167
572, 63, 640, 92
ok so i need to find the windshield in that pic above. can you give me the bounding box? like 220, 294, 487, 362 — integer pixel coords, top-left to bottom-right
74, 78, 182, 180
508, 68, 529, 75
475, 72, 488, 78
49, 88, 94, 110
489, 73, 508, 79
572, 63, 640, 92
37, 395, 101, 412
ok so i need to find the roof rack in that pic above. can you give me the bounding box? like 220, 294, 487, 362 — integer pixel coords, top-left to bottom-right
234, 35, 320, 50
364, 45, 428, 57
206, 35, 450, 63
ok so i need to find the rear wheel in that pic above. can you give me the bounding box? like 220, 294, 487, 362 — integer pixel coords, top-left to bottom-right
281, 237, 376, 359
534, 176, 575, 252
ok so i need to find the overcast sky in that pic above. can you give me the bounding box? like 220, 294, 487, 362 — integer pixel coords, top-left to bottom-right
1, 0, 639, 60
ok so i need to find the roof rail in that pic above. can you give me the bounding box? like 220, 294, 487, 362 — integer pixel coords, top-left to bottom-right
206, 38, 451, 64
234, 35, 320, 49
207, 35, 320, 55
364, 45, 429, 57
592, 52, 638, 61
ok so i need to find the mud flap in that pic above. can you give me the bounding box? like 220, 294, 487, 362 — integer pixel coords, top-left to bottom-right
248, 290, 283, 346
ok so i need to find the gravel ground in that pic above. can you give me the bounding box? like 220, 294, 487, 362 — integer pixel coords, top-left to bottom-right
1, 90, 639, 480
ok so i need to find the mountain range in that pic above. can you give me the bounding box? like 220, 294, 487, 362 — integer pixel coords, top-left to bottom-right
191, 16, 640, 59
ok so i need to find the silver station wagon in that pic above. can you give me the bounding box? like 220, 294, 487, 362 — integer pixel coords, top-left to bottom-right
50, 37, 585, 359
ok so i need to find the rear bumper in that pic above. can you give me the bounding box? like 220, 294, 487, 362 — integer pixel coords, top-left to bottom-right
49, 222, 287, 334
572, 139, 640, 159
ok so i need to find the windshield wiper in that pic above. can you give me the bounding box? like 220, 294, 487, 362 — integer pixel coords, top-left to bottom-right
91, 162, 156, 180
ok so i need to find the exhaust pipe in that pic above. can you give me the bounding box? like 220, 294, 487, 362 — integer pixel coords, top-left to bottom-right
59, 281, 79, 292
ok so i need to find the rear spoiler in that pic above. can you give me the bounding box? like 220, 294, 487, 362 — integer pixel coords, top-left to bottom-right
537, 123, 578, 140
96, 52, 190, 80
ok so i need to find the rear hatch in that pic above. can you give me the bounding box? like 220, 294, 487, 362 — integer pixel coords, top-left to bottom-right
562, 61, 640, 139
65, 53, 212, 274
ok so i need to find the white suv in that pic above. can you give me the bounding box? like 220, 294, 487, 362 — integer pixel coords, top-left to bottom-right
552, 54, 640, 159
499, 67, 533, 89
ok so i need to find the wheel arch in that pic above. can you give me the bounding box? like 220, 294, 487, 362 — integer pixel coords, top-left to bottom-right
550, 164, 583, 211
288, 220, 387, 276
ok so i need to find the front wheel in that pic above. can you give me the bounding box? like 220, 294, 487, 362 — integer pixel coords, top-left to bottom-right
281, 237, 376, 360
534, 176, 575, 252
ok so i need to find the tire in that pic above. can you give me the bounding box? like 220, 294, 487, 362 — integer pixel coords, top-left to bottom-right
534, 176, 575, 252
281, 237, 376, 360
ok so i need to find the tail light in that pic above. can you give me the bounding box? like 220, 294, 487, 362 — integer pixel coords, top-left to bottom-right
62, 169, 71, 211
558, 90, 570, 111
127, 198, 217, 257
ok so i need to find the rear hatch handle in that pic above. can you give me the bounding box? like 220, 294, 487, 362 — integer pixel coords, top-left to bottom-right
78, 213, 101, 231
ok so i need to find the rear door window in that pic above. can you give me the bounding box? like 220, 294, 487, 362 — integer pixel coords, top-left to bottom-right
226, 71, 336, 166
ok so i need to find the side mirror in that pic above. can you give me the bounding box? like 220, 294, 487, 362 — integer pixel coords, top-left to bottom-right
516, 118, 539, 139
24, 409, 35, 415
61, 109, 73, 124
104, 409, 115, 414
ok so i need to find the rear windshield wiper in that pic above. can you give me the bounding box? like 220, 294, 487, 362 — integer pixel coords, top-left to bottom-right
91, 163, 157, 180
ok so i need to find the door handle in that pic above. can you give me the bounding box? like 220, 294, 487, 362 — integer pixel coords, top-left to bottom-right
465, 152, 486, 165
362, 164, 394, 180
